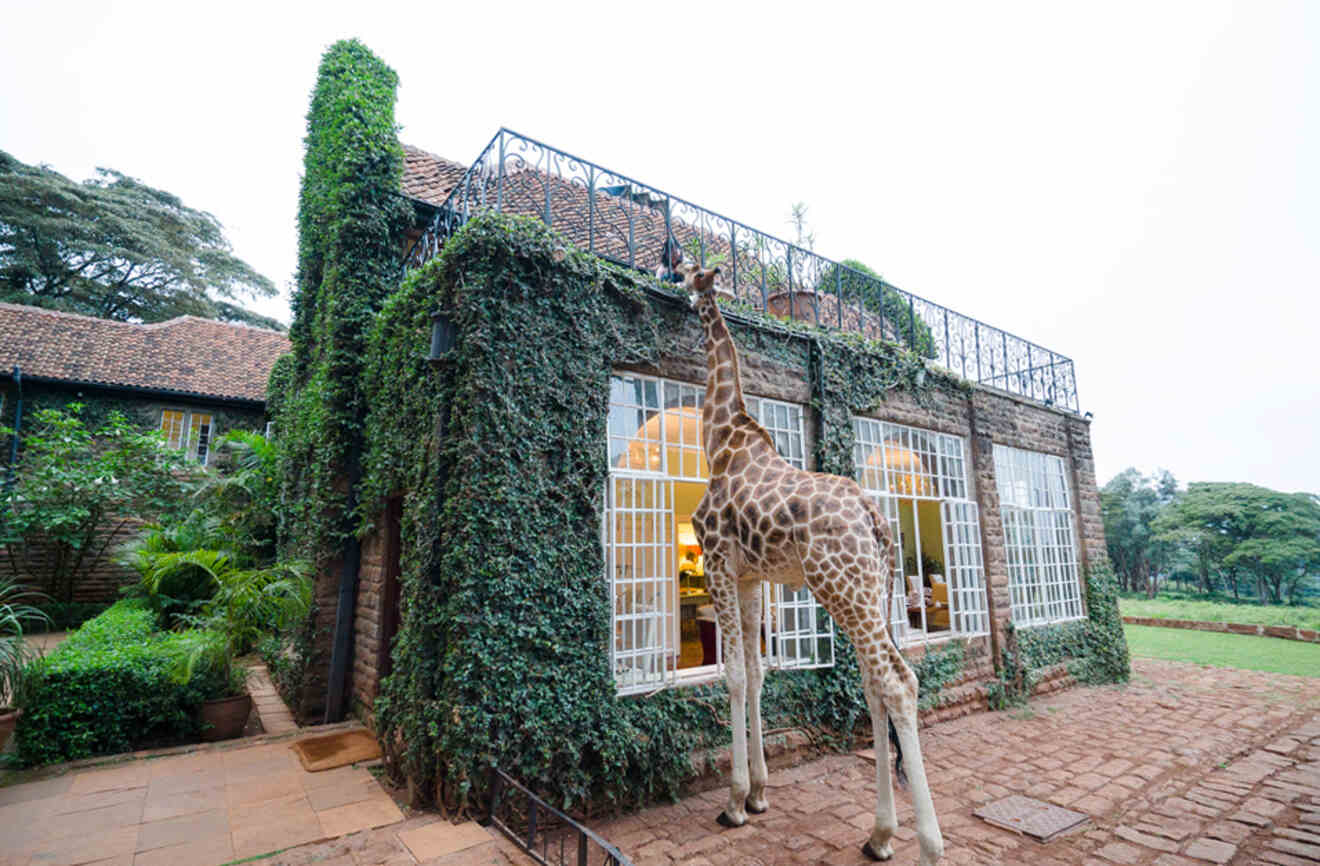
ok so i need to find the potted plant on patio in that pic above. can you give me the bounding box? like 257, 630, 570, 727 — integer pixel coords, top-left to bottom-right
0, 576, 51, 746
154, 551, 311, 741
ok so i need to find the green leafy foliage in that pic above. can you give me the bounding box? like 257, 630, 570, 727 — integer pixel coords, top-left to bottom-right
277, 39, 411, 570
1, 575, 50, 706
0, 150, 279, 327
0, 404, 198, 603
1101, 468, 1180, 594
991, 561, 1130, 708
15, 600, 227, 765
818, 259, 938, 360
1102, 471, 1320, 605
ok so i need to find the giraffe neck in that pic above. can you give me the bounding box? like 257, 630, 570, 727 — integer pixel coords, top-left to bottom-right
696, 292, 748, 456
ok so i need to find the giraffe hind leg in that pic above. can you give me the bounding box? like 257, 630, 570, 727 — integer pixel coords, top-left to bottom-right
739, 581, 769, 815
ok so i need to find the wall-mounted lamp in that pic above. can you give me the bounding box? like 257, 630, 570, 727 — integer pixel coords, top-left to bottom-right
429, 310, 456, 361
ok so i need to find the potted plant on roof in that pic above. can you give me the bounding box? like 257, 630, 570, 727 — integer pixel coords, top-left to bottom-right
0, 576, 51, 747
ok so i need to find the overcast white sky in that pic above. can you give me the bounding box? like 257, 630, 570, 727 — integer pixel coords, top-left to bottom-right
2, 1, 1317, 493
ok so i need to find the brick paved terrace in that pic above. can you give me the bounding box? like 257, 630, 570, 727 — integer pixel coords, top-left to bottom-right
589, 659, 1320, 865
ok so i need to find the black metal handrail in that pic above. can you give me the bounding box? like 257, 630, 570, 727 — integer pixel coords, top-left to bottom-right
404, 128, 1079, 413
486, 768, 633, 866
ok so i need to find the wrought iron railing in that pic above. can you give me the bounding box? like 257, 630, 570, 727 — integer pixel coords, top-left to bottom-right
405, 128, 1079, 412
486, 768, 633, 866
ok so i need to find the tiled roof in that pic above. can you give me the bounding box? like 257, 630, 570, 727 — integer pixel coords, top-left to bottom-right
0, 303, 291, 403
401, 144, 468, 207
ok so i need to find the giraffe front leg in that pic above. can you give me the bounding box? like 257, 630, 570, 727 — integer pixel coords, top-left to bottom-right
739, 582, 769, 814
709, 571, 750, 828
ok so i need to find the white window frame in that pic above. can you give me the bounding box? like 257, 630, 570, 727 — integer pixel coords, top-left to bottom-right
604, 372, 833, 693
993, 445, 1085, 627
159, 409, 215, 465
853, 417, 989, 646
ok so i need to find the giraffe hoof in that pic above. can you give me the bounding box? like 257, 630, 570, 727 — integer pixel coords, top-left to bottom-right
862, 841, 894, 861
745, 797, 768, 814
716, 811, 743, 828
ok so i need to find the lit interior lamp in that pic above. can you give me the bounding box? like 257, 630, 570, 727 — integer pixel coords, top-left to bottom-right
677, 523, 699, 548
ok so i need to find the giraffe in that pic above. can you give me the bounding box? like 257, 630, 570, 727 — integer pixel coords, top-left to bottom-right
679, 263, 944, 865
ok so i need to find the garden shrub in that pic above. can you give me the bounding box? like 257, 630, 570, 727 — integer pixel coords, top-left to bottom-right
16, 599, 227, 766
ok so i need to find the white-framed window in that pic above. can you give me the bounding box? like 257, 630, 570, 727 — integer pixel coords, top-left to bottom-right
993, 444, 1084, 627
604, 372, 831, 694
853, 418, 989, 645
160, 409, 214, 465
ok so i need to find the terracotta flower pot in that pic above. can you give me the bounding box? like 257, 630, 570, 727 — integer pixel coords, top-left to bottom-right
0, 707, 21, 749
199, 693, 251, 742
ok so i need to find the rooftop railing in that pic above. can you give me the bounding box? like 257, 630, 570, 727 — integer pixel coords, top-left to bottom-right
405, 128, 1079, 413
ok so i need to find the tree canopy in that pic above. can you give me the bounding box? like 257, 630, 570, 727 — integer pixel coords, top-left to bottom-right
1101, 470, 1320, 605
1101, 468, 1180, 596
0, 150, 281, 328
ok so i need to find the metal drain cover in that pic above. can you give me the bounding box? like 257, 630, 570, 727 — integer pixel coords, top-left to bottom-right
973, 795, 1090, 842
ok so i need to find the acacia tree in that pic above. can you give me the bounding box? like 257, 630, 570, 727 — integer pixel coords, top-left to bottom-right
0, 405, 197, 603
1154, 483, 1320, 603
0, 150, 280, 328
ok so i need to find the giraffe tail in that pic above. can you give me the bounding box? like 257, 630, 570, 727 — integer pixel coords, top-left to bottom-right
888, 716, 909, 790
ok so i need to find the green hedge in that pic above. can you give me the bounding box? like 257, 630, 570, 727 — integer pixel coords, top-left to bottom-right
16, 600, 227, 766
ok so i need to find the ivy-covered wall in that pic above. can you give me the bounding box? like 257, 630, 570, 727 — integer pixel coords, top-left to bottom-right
343, 213, 1127, 815
274, 39, 412, 720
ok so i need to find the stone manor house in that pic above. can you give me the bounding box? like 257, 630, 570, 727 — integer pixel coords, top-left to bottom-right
300, 128, 1111, 723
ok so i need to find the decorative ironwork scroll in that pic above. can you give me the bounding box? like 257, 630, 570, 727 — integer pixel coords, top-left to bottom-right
403, 128, 1080, 413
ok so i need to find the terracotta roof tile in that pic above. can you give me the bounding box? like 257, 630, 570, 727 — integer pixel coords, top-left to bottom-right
0, 303, 290, 403
401, 144, 468, 207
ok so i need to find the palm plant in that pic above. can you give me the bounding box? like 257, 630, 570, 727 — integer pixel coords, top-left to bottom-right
1, 577, 51, 710
148, 552, 312, 696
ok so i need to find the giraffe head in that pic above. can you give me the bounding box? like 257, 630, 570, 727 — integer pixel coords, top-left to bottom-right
679, 263, 723, 308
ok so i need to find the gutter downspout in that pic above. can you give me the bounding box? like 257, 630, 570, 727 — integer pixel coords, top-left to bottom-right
5, 366, 22, 492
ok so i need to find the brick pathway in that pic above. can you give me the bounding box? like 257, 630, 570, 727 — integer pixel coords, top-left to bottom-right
589, 659, 1320, 865
247, 661, 299, 735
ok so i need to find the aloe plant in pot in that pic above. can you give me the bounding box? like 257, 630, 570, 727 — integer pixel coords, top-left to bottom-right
1, 577, 51, 747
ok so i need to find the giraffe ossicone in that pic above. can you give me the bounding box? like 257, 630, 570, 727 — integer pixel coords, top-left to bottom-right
682, 265, 944, 865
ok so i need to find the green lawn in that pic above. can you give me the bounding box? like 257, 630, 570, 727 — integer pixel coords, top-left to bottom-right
1123, 624, 1320, 678
1119, 595, 1320, 631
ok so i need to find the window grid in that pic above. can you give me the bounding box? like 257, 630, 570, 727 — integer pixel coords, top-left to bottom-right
852, 419, 967, 501
160, 410, 186, 450
994, 444, 1084, 627
747, 397, 805, 469
606, 373, 831, 688
853, 417, 988, 642
606, 475, 673, 694
942, 501, 989, 634
159, 409, 214, 465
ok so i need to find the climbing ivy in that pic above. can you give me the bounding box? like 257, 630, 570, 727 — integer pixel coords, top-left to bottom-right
276, 39, 411, 566
989, 561, 1130, 708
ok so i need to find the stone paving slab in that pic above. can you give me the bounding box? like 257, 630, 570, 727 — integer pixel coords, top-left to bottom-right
0, 735, 405, 865
587, 659, 1320, 865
